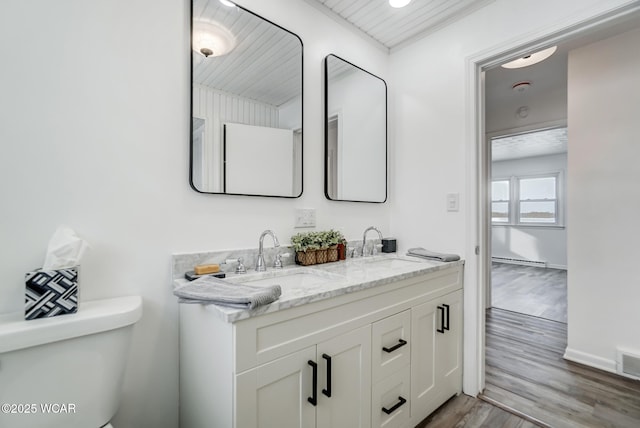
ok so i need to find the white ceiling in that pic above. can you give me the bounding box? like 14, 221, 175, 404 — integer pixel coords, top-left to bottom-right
306, 0, 495, 50
491, 127, 568, 162
194, 0, 495, 106
193, 0, 302, 107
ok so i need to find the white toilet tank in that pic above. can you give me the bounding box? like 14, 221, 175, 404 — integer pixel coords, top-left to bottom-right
0, 295, 142, 428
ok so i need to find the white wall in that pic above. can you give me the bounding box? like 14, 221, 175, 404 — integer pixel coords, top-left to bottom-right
389, 0, 637, 393
0, 1, 389, 427
565, 27, 640, 371
492, 153, 568, 269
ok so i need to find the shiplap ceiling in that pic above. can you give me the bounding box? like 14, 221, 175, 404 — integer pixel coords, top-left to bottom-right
193, 0, 302, 107
492, 127, 568, 162
307, 0, 495, 49
193, 0, 496, 106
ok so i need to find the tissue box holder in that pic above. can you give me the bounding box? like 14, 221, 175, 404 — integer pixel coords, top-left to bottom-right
25, 266, 78, 320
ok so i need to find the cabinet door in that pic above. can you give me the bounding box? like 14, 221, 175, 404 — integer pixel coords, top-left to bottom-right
410, 300, 438, 423
236, 346, 317, 428
435, 290, 463, 397
316, 325, 372, 428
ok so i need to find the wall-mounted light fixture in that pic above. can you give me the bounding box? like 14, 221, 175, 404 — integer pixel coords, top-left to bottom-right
501, 46, 557, 69
192, 21, 236, 58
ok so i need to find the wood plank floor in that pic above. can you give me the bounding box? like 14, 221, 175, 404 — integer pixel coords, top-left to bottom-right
491, 262, 567, 323
416, 394, 538, 427
483, 308, 640, 428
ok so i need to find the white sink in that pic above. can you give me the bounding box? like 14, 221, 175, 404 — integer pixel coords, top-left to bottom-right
227, 268, 344, 289
364, 258, 424, 269
351, 256, 429, 270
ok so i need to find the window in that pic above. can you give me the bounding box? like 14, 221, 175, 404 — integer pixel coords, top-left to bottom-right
491, 180, 510, 223
492, 174, 560, 225
518, 176, 557, 224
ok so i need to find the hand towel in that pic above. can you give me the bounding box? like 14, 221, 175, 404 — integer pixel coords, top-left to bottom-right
174, 276, 281, 310
406, 247, 460, 262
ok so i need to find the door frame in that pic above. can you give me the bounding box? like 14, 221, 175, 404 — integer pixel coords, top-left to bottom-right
462, 1, 640, 396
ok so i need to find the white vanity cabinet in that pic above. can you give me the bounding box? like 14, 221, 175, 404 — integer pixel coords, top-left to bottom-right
179, 263, 463, 428
236, 325, 372, 428
410, 289, 463, 423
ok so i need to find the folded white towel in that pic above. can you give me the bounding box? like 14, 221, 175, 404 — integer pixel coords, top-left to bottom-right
174, 276, 281, 309
407, 247, 460, 262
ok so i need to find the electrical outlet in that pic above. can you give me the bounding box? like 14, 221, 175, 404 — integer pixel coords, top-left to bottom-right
295, 208, 316, 228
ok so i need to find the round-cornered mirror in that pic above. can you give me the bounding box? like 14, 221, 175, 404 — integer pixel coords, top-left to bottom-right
324, 54, 387, 203
191, 0, 303, 198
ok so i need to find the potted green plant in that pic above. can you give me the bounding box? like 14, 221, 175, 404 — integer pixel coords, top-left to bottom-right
291, 232, 320, 266
313, 231, 329, 264
323, 229, 344, 262
291, 230, 346, 265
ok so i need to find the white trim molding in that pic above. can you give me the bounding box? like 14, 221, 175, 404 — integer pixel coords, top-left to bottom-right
564, 347, 617, 373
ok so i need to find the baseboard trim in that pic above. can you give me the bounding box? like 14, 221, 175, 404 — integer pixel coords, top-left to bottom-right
491, 258, 567, 270
547, 264, 567, 270
563, 347, 616, 373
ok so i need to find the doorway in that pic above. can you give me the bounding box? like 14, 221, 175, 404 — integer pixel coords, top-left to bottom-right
469, 4, 640, 425
465, 0, 639, 404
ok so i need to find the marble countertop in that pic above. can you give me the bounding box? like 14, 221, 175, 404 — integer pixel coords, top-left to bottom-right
174, 253, 464, 323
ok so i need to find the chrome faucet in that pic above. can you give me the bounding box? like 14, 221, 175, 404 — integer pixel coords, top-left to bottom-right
256, 230, 280, 272
362, 226, 383, 257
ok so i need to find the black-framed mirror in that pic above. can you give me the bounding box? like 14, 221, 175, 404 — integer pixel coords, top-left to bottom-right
324, 54, 387, 203
191, 0, 303, 197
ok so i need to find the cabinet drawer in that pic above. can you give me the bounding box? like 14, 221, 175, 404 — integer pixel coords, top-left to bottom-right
372, 366, 411, 428
372, 310, 411, 382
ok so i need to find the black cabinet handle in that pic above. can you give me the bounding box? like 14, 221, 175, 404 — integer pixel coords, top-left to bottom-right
382, 396, 407, 415
437, 305, 445, 333
322, 354, 332, 397
382, 339, 408, 353
443, 303, 450, 331
308, 360, 317, 406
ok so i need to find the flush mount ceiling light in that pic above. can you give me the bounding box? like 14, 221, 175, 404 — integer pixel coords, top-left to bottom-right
193, 21, 236, 58
389, 0, 412, 8
501, 46, 558, 69
219, 0, 235, 6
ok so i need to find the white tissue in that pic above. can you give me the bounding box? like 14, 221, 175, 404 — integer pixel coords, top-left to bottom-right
42, 225, 90, 270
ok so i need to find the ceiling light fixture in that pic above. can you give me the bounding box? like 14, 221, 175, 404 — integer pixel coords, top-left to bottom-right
193, 21, 236, 58
219, 0, 235, 6
389, 0, 412, 8
501, 46, 558, 69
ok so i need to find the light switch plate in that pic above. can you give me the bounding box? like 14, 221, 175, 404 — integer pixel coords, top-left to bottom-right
447, 193, 459, 212
295, 208, 316, 228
